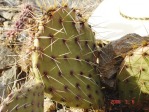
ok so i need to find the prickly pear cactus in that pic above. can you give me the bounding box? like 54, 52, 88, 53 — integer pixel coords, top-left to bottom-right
0, 80, 44, 112
98, 34, 149, 87
32, 4, 104, 109
117, 45, 149, 106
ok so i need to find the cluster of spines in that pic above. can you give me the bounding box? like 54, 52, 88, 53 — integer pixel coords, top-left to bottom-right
6, 3, 35, 40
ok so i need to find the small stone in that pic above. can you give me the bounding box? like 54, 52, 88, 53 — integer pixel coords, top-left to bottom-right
0, 45, 16, 69
1, 11, 14, 20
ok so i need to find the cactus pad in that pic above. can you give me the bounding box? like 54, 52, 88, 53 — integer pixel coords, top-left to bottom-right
32, 5, 104, 109
117, 45, 149, 106
0, 81, 44, 112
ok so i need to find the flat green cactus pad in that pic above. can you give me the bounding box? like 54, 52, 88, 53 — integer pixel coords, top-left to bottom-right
32, 5, 104, 109
0, 81, 44, 112
117, 45, 149, 105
